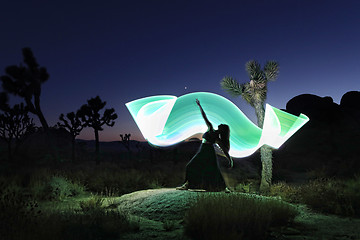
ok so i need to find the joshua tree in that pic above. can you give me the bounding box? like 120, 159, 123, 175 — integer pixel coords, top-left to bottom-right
57, 110, 85, 162
0, 103, 35, 161
80, 96, 117, 165
0, 48, 50, 131
120, 133, 131, 151
221, 60, 279, 192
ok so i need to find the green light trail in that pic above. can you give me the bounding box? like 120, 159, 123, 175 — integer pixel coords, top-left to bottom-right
126, 92, 309, 157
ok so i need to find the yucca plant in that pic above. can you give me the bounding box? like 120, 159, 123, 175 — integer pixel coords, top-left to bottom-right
221, 60, 280, 192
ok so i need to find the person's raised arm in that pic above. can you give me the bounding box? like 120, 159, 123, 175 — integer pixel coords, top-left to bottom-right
196, 99, 213, 131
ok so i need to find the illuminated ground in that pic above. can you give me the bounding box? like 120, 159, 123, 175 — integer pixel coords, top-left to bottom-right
39, 188, 360, 240
110, 189, 360, 240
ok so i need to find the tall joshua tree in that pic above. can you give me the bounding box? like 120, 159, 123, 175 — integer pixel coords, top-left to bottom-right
0, 48, 49, 131
0, 102, 35, 161
221, 60, 279, 192
80, 96, 117, 165
57, 110, 85, 162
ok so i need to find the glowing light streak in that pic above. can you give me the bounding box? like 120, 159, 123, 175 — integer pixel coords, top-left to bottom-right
126, 92, 309, 158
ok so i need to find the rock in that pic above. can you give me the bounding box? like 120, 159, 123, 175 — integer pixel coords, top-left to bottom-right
340, 91, 360, 124
114, 188, 281, 222
274, 91, 360, 178
115, 188, 198, 221
286, 94, 340, 122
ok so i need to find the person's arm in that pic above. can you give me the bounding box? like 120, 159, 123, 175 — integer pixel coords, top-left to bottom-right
196, 99, 213, 131
217, 141, 233, 168
224, 151, 233, 169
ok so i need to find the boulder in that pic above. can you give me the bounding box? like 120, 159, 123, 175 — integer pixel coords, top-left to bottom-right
274, 92, 360, 177
340, 91, 360, 124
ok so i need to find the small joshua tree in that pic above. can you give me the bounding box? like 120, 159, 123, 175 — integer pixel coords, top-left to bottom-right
80, 96, 117, 165
221, 60, 279, 193
0, 102, 35, 161
0, 48, 50, 131
57, 110, 85, 162
120, 133, 131, 151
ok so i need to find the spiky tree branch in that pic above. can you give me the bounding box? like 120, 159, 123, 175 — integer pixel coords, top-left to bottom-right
264, 61, 280, 81
58, 110, 85, 162
220, 76, 243, 97
246, 60, 264, 82
0, 103, 35, 161
0, 48, 49, 130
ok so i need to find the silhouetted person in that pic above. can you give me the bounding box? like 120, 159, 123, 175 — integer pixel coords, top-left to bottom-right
176, 99, 233, 192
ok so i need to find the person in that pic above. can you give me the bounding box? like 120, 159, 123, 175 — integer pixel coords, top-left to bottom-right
176, 99, 233, 192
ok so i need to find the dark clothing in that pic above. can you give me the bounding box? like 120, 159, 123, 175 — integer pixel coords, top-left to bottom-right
184, 131, 226, 191
202, 130, 217, 144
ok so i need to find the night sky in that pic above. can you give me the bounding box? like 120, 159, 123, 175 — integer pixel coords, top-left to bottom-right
1, 0, 359, 141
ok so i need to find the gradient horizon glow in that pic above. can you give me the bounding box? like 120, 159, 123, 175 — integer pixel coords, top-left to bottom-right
126, 92, 309, 158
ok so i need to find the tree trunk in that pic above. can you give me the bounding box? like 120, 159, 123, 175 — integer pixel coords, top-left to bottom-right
7, 140, 12, 161
71, 137, 75, 162
254, 101, 273, 193
254, 101, 265, 128
260, 145, 272, 193
95, 129, 100, 165
34, 95, 49, 131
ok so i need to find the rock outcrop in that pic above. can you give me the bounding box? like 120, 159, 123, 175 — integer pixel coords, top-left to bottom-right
274, 91, 360, 177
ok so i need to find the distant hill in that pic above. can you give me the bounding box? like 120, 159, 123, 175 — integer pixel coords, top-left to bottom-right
75, 139, 150, 153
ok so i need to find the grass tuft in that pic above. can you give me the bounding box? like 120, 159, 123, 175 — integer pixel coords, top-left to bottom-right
270, 181, 301, 203
299, 177, 360, 217
184, 193, 298, 240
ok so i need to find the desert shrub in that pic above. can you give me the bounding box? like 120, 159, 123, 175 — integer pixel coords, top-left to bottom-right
299, 177, 360, 217
342, 177, 360, 215
306, 167, 330, 180
47, 175, 86, 200
184, 193, 298, 240
79, 195, 104, 213
270, 182, 302, 203
78, 164, 183, 195
0, 178, 42, 240
66, 195, 139, 240
148, 178, 164, 189
13, 168, 86, 201
233, 179, 260, 193
29, 178, 49, 200
20, 206, 139, 240
0, 184, 138, 240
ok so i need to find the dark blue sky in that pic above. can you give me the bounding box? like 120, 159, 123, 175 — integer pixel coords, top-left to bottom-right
1, 0, 359, 141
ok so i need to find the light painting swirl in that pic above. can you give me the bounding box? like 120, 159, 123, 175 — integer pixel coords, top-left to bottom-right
126, 92, 309, 158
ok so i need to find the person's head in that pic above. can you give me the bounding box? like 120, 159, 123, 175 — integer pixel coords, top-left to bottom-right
217, 124, 230, 151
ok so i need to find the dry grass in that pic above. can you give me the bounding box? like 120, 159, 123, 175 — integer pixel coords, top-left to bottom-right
184, 193, 298, 240
299, 177, 360, 216
0, 185, 139, 240
270, 176, 360, 217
